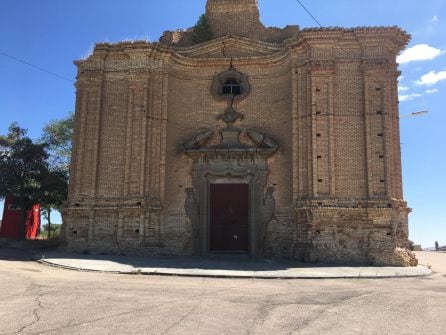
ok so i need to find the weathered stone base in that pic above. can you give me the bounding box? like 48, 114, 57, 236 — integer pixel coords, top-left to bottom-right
379, 248, 418, 267
291, 202, 415, 266
62, 202, 193, 257
63, 201, 417, 267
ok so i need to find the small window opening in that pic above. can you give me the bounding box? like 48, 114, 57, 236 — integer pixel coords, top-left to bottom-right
376, 111, 383, 115
135, 229, 140, 234
317, 155, 322, 159
316, 133, 322, 137
316, 111, 322, 115
318, 179, 323, 183
73, 231, 78, 235
377, 133, 383, 137
316, 88, 321, 92
222, 78, 242, 96
380, 179, 385, 183
379, 155, 384, 159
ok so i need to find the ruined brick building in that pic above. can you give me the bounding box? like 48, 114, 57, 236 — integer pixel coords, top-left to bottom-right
63, 0, 417, 266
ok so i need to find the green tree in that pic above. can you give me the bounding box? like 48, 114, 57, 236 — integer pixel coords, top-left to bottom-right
39, 113, 73, 238
40, 221, 62, 239
40, 167, 68, 239
193, 14, 214, 44
0, 123, 50, 238
40, 112, 74, 170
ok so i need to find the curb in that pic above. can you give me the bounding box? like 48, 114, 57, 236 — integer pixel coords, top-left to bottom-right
35, 256, 432, 280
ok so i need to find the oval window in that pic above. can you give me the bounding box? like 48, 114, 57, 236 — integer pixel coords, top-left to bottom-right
211, 69, 250, 101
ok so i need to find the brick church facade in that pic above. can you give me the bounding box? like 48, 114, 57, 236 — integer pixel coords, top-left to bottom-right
63, 0, 417, 266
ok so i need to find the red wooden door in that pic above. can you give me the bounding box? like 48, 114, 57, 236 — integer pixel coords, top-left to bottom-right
210, 184, 249, 252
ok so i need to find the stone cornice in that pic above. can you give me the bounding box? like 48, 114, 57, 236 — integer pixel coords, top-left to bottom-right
287, 26, 410, 54
305, 60, 335, 74
301, 26, 409, 40
361, 59, 392, 74
174, 35, 283, 56
169, 35, 292, 68
75, 36, 293, 75
74, 26, 408, 77
296, 198, 409, 210
169, 49, 291, 69
74, 41, 170, 67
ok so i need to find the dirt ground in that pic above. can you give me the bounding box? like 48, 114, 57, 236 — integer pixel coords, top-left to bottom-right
0, 249, 445, 335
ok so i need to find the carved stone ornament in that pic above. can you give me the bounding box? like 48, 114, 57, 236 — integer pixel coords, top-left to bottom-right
185, 188, 199, 228
182, 130, 213, 151
182, 103, 278, 159
182, 126, 278, 160
261, 186, 276, 247
261, 187, 276, 226
217, 100, 244, 127
185, 187, 200, 252
211, 69, 250, 101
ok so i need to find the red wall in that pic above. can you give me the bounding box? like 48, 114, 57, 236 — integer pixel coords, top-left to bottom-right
0, 196, 40, 239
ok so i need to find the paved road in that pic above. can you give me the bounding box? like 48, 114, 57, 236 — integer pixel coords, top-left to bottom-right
0, 250, 445, 335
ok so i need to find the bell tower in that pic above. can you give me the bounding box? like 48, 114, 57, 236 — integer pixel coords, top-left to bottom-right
205, 0, 264, 38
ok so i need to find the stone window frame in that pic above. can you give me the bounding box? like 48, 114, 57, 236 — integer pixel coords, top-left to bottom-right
211, 69, 250, 101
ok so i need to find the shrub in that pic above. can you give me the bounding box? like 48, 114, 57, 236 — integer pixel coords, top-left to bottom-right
193, 14, 214, 44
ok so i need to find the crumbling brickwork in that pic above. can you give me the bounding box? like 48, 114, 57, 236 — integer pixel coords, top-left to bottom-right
63, 0, 417, 266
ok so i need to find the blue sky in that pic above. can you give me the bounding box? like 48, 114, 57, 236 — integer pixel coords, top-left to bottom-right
0, 0, 445, 248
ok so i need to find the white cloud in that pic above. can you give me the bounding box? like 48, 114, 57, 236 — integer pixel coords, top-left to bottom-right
397, 44, 445, 64
415, 70, 446, 86
426, 88, 439, 94
398, 86, 410, 92
399, 93, 422, 102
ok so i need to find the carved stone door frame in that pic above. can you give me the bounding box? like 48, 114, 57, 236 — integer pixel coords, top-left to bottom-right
193, 160, 268, 258
182, 126, 278, 258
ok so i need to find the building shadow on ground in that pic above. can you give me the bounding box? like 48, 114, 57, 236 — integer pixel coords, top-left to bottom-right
33, 251, 366, 272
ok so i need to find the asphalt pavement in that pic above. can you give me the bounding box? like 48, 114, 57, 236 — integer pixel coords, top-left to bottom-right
0, 248, 444, 335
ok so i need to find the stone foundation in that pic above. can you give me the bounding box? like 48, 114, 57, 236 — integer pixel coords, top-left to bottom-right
63, 200, 416, 267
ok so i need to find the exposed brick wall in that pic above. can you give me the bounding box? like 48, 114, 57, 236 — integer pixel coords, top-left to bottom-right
62, 1, 416, 266
161, 0, 299, 46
